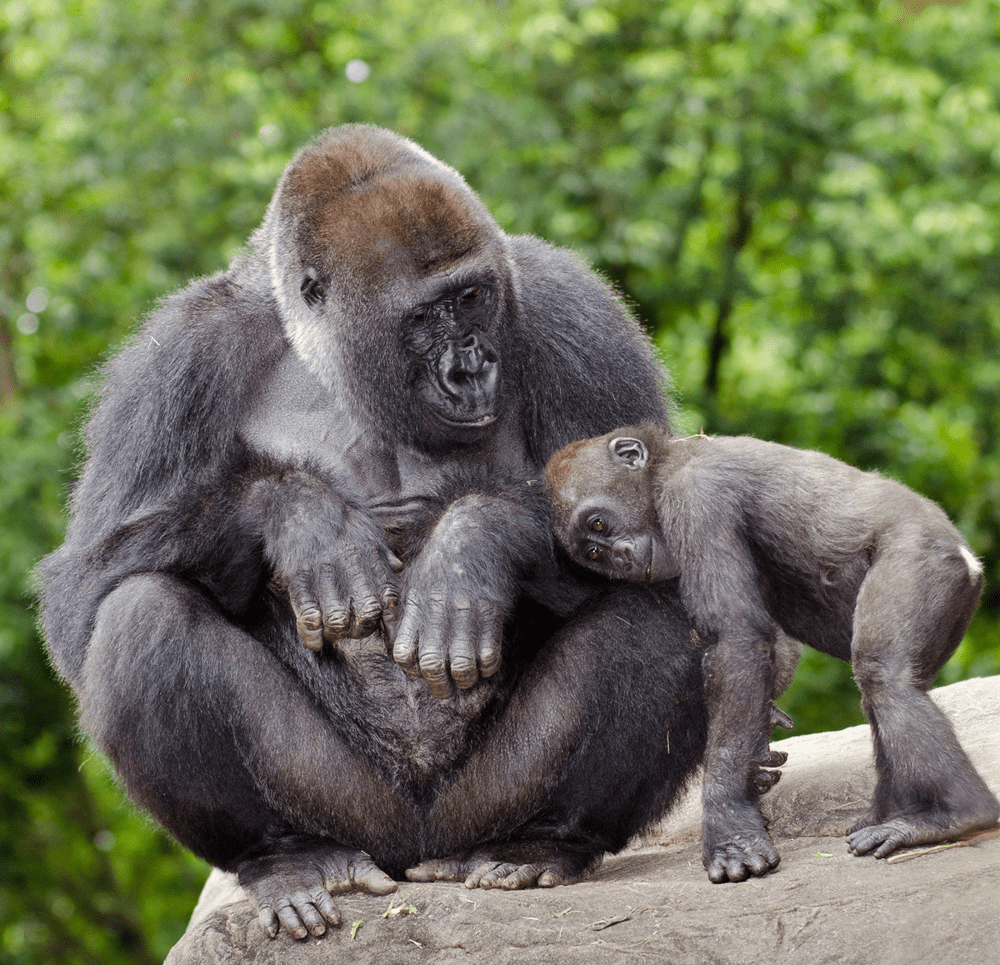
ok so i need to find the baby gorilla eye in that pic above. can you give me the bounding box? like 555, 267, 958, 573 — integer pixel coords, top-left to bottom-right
588, 516, 605, 534
585, 545, 602, 561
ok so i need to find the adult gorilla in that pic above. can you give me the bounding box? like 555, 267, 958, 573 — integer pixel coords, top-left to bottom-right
40, 126, 707, 940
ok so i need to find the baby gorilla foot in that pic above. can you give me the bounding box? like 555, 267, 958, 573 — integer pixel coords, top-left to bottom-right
846, 801, 1000, 859
406, 842, 599, 891
237, 836, 397, 939
749, 748, 788, 797
745, 707, 792, 798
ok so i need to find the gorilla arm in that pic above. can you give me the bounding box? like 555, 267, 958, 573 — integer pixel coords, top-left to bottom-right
391, 470, 552, 697
40, 264, 401, 681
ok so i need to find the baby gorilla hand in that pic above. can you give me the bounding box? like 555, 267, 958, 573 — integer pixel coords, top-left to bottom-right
702, 797, 780, 883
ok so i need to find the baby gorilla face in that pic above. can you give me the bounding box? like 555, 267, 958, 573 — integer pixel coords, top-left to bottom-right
565, 501, 657, 581
546, 431, 677, 582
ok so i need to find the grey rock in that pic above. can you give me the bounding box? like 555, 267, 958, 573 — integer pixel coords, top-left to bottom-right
166, 675, 1000, 965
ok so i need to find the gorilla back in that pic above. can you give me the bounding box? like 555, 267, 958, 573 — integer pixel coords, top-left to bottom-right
39, 126, 707, 941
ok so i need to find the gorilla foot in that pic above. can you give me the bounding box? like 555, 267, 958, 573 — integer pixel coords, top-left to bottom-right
847, 803, 1000, 859
405, 842, 600, 891
237, 836, 397, 940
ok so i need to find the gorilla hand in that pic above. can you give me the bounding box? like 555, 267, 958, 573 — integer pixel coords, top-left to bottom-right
258, 472, 401, 650
390, 501, 511, 697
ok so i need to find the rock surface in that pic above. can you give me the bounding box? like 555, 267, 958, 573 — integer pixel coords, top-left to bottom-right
166, 675, 1000, 965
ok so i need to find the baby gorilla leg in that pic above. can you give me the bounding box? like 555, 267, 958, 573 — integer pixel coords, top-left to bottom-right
848, 546, 998, 857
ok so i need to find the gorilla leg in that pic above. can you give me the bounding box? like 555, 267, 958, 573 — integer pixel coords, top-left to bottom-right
80, 574, 413, 937
847, 546, 998, 858
409, 582, 708, 889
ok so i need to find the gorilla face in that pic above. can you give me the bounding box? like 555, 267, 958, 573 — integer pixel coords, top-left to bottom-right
402, 283, 501, 432
264, 125, 515, 449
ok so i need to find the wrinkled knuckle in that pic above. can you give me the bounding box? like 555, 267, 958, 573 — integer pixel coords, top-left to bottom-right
355, 595, 382, 622
425, 593, 447, 611
392, 640, 416, 663
296, 605, 323, 632
479, 647, 502, 675
323, 606, 351, 633
449, 658, 478, 686
419, 653, 448, 678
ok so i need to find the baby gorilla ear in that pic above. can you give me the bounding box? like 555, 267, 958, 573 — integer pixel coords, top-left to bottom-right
608, 436, 648, 471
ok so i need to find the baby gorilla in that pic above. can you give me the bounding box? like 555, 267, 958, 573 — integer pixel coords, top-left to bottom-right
546, 423, 999, 884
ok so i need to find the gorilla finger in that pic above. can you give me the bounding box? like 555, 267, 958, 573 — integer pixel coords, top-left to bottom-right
275, 901, 309, 940
352, 860, 398, 896
419, 643, 455, 698
292, 894, 328, 937
338, 552, 380, 639
348, 594, 383, 639
500, 865, 545, 890
379, 585, 401, 645
415, 597, 454, 697
463, 862, 504, 889
757, 750, 787, 768
478, 862, 520, 889
750, 769, 781, 795
309, 563, 349, 641
537, 869, 565, 887
384, 549, 405, 574
315, 892, 341, 926
476, 608, 504, 679
391, 602, 421, 674
706, 851, 748, 884
771, 705, 794, 730
257, 906, 281, 940
720, 858, 751, 883
747, 848, 779, 877
447, 605, 479, 690
289, 588, 325, 651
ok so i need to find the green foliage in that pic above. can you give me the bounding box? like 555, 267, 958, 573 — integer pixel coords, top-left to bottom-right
3, 1, 1000, 962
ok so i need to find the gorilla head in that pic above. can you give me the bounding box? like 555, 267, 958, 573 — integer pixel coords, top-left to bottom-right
261, 125, 517, 448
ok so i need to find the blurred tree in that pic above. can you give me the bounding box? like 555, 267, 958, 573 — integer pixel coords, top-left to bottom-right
3, 0, 999, 961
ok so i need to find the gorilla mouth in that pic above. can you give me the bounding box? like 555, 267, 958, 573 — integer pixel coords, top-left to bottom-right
644, 536, 657, 581
439, 412, 498, 428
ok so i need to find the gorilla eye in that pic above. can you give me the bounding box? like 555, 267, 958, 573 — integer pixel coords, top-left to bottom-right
589, 516, 606, 534
585, 545, 602, 561
461, 287, 481, 302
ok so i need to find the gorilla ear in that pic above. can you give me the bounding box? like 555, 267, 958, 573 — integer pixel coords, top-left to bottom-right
609, 436, 648, 471
300, 267, 326, 307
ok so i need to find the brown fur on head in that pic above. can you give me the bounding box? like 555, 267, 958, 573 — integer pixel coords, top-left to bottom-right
257, 125, 515, 444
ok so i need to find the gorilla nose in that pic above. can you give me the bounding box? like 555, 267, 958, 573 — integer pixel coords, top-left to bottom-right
612, 543, 635, 570
439, 332, 500, 401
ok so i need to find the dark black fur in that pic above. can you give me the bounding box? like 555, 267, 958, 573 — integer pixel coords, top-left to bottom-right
39, 127, 707, 940
547, 423, 999, 884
